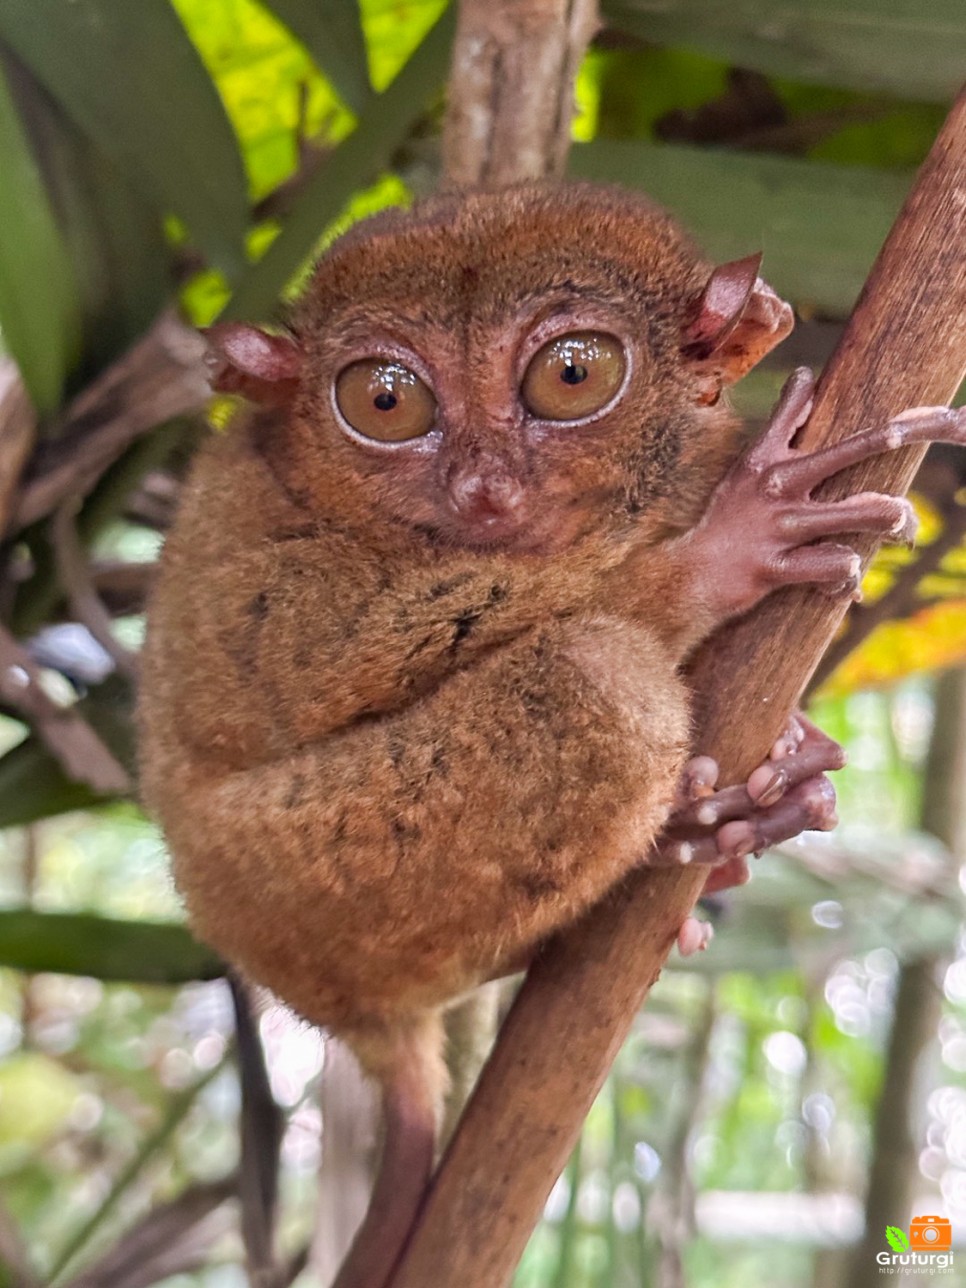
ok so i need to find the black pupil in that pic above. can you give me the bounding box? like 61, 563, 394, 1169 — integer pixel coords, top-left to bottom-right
374, 391, 397, 411
561, 363, 588, 385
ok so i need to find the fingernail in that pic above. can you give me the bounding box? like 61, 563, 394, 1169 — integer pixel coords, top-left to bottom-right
725, 837, 754, 860
753, 770, 787, 808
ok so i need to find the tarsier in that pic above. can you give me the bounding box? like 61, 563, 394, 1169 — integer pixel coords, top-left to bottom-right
140, 183, 966, 1288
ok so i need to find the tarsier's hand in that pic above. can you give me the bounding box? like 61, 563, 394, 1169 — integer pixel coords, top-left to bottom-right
657, 714, 845, 956
685, 367, 966, 626
668, 369, 966, 955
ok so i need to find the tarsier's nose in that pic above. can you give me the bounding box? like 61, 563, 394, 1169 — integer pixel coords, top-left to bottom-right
448, 469, 525, 525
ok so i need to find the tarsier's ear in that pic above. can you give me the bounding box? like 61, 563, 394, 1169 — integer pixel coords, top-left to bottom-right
682, 254, 794, 403
203, 322, 304, 405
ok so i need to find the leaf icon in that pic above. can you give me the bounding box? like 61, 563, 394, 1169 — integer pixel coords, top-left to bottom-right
885, 1226, 909, 1252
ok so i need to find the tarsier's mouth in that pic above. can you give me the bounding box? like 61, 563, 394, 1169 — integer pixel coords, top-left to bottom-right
439, 508, 587, 558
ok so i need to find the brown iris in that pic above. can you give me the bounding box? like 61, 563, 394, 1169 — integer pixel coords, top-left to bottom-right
336, 360, 436, 442
522, 332, 626, 421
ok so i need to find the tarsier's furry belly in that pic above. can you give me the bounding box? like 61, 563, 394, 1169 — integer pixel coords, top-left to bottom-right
145, 619, 691, 1033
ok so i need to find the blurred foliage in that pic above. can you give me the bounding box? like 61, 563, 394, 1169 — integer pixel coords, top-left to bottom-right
0, 1, 965, 1286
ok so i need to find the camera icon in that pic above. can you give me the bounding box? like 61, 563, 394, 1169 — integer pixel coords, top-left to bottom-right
909, 1215, 952, 1250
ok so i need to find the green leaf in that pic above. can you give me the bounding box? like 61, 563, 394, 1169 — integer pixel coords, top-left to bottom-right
263, 0, 371, 113
569, 140, 907, 316
0, 734, 110, 827
0, 909, 223, 983
0, 0, 249, 277
8, 61, 169, 388
602, 0, 966, 103
885, 1226, 909, 1253
224, 2, 456, 320
0, 676, 133, 827
0, 57, 80, 411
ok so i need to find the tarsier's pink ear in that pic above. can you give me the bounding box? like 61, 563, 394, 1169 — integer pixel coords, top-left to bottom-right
683, 254, 794, 402
203, 322, 304, 405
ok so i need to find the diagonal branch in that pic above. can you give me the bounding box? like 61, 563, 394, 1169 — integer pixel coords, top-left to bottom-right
388, 86, 966, 1288
51, 500, 140, 680
0, 622, 129, 794
9, 312, 208, 535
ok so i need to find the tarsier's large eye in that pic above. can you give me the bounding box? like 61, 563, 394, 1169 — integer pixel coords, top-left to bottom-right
522, 332, 627, 421
336, 359, 436, 442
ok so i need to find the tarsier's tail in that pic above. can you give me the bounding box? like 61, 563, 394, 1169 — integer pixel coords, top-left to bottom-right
331, 1011, 448, 1288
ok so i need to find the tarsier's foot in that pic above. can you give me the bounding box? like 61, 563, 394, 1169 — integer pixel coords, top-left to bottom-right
660, 714, 844, 956
690, 368, 966, 621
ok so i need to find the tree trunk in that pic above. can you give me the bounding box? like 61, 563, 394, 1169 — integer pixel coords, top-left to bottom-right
442, 0, 598, 188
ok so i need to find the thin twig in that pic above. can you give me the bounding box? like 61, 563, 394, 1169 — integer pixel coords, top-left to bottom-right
48, 1054, 231, 1285
229, 974, 284, 1286
0, 623, 129, 794
87, 560, 157, 619
0, 1195, 40, 1288
61, 1179, 235, 1288
10, 312, 208, 535
652, 983, 717, 1288
51, 501, 139, 680
124, 470, 182, 531
0, 358, 36, 528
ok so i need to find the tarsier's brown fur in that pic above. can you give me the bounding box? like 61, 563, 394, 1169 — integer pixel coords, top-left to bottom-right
142, 186, 744, 1049
141, 184, 874, 1285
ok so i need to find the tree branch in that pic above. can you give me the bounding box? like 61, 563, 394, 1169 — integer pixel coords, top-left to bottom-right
51, 501, 140, 680
441, 0, 599, 187
0, 623, 129, 794
10, 312, 207, 535
388, 87, 966, 1288
0, 358, 36, 529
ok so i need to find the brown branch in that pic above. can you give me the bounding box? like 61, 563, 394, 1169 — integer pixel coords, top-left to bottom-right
0, 623, 129, 794
61, 1179, 235, 1288
51, 501, 140, 680
0, 1195, 40, 1288
230, 975, 284, 1284
388, 88, 966, 1288
0, 359, 36, 529
89, 560, 158, 618
10, 312, 208, 535
124, 470, 183, 532
441, 0, 599, 187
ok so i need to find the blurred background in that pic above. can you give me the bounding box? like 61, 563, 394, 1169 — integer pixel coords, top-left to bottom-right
0, 1, 965, 1285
